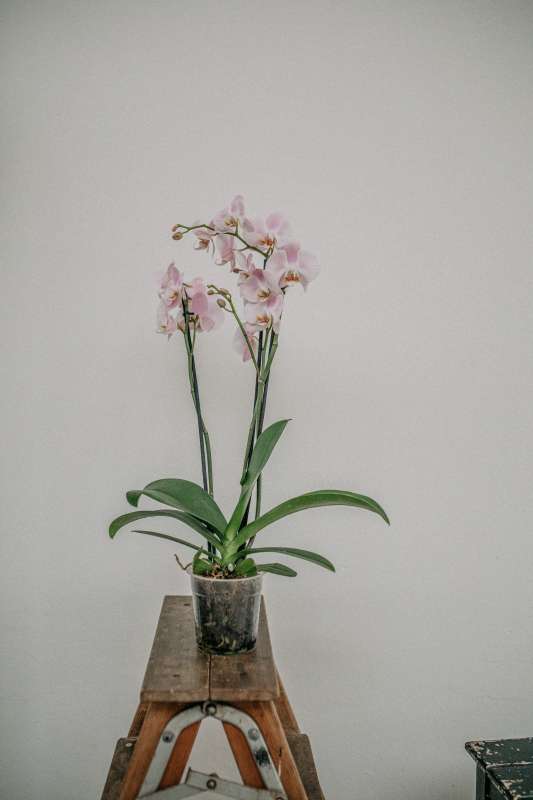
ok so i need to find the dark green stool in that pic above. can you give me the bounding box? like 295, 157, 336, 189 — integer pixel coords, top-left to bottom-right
466, 738, 533, 799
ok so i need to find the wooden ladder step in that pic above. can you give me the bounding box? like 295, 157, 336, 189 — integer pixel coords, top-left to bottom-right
101, 732, 325, 799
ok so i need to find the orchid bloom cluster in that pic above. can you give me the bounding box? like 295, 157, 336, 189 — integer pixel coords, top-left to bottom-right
156, 195, 319, 363
110, 197, 389, 581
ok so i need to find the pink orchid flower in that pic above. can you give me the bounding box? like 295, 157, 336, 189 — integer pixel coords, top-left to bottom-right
214, 233, 237, 269
239, 267, 283, 310
212, 195, 253, 234
187, 278, 224, 333
192, 225, 217, 252
156, 302, 179, 338
246, 212, 292, 251
159, 263, 183, 309
233, 250, 257, 278
268, 245, 320, 290
233, 323, 259, 362
244, 294, 284, 333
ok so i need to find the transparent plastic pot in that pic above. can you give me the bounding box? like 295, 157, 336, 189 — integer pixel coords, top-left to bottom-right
190, 572, 263, 655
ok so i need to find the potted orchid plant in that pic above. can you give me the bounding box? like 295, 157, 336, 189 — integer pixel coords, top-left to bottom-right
110, 195, 389, 654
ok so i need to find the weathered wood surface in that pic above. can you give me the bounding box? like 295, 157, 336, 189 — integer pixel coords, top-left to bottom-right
223, 722, 264, 789
466, 738, 533, 799
141, 596, 278, 702
275, 670, 300, 735
100, 739, 135, 800
128, 703, 148, 737
118, 702, 191, 800
210, 602, 278, 701
141, 597, 209, 703
287, 733, 325, 800
234, 700, 308, 800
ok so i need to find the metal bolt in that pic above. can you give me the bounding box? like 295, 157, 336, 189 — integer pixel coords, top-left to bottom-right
162, 731, 174, 743
206, 778, 217, 790
205, 703, 217, 716
248, 728, 260, 741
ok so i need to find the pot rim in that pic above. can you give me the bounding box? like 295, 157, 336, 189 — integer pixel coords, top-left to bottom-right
189, 570, 263, 584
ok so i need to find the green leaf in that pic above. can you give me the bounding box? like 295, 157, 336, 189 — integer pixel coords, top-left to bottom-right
192, 550, 213, 575
256, 563, 297, 577
108, 510, 222, 551
240, 546, 335, 572
242, 419, 290, 488
126, 479, 227, 534
131, 530, 221, 562
234, 558, 258, 577
233, 489, 390, 548
126, 490, 142, 506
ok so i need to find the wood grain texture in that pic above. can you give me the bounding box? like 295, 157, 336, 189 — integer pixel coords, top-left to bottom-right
159, 720, 201, 789
209, 600, 279, 701
141, 596, 278, 703
287, 733, 325, 800
223, 722, 264, 789
141, 597, 209, 703
100, 739, 136, 800
275, 670, 300, 735
128, 703, 149, 737
234, 701, 309, 800
118, 702, 185, 800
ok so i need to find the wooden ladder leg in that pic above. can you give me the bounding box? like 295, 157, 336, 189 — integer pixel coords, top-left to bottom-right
223, 722, 264, 789
275, 669, 300, 736
128, 702, 149, 737
119, 703, 198, 800
159, 720, 201, 789
274, 672, 326, 800
236, 701, 309, 800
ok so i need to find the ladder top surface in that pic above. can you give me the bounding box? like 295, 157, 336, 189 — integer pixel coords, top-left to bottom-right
141, 595, 279, 703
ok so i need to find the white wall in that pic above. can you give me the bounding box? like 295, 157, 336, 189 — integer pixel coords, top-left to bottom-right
2, 2, 533, 798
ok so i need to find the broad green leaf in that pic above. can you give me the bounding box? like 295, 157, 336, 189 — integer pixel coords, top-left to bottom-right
241, 419, 290, 488
256, 563, 297, 577
233, 489, 389, 548
126, 478, 227, 534
224, 419, 290, 545
108, 510, 222, 550
239, 546, 335, 572
131, 530, 220, 562
234, 558, 257, 577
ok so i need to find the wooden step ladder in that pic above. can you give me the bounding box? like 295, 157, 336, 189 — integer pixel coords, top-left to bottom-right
100, 595, 325, 800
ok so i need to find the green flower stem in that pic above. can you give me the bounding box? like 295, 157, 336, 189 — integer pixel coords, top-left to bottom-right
191, 354, 213, 496
175, 223, 268, 259
239, 332, 264, 532
251, 330, 274, 538
243, 332, 278, 479
222, 332, 279, 559
226, 295, 259, 372
207, 285, 259, 372
182, 301, 215, 559
254, 370, 270, 518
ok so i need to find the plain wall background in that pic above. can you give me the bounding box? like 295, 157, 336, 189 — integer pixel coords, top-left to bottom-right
1, 1, 532, 798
